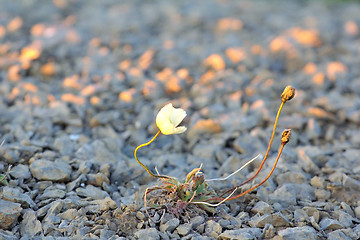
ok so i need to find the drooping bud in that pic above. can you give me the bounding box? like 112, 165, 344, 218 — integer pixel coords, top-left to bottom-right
281, 86, 296, 102
281, 129, 292, 144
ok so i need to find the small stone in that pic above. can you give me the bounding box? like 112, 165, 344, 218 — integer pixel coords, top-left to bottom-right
0, 200, 22, 230
87, 173, 110, 187
176, 223, 192, 236
100, 229, 115, 239
275, 171, 307, 185
303, 207, 320, 223
54, 136, 75, 156
134, 228, 160, 240
191, 216, 205, 229
319, 218, 343, 230
310, 176, 325, 188
87, 197, 117, 211
76, 185, 109, 200
205, 220, 222, 238
340, 202, 355, 217
335, 210, 354, 228
315, 189, 331, 200
38, 188, 66, 200
0, 230, 18, 240
248, 213, 272, 228
354, 206, 360, 219
219, 228, 262, 240
278, 226, 317, 240
58, 209, 77, 220
327, 230, 352, 240
136, 211, 145, 221
251, 201, 273, 215
294, 209, 308, 222
272, 212, 290, 227
2, 186, 35, 208
270, 183, 315, 206
20, 209, 42, 238
30, 159, 71, 182
160, 218, 180, 233
9, 164, 31, 179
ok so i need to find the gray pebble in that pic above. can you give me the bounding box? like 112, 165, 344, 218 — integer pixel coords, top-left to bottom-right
58, 209, 77, 220
294, 209, 308, 222
176, 223, 192, 236
248, 213, 272, 228
319, 218, 343, 230
327, 230, 352, 240
270, 183, 315, 206
272, 212, 290, 227
38, 188, 66, 200
9, 164, 31, 179
251, 201, 273, 215
134, 228, 160, 240
204, 220, 222, 238
219, 228, 262, 240
0, 230, 18, 240
54, 136, 75, 156
160, 218, 180, 233
0, 199, 22, 230
190, 215, 205, 229
1, 186, 35, 208
30, 159, 71, 182
87, 172, 110, 187
278, 226, 317, 240
76, 185, 109, 200
20, 209, 42, 238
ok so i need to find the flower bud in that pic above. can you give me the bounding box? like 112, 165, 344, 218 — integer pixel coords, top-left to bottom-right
281, 86, 296, 102
281, 129, 292, 144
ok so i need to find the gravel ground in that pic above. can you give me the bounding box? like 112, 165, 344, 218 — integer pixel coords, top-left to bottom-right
1, 0, 360, 239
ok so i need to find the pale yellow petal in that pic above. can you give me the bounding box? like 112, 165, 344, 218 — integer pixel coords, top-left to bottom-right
173, 126, 187, 134
170, 108, 186, 127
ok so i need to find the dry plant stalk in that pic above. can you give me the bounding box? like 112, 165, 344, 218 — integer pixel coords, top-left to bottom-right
134, 86, 295, 218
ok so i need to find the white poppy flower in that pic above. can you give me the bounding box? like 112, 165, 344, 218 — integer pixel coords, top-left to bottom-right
156, 103, 187, 135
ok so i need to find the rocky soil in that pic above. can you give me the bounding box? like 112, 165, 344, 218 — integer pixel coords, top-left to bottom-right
0, 0, 360, 239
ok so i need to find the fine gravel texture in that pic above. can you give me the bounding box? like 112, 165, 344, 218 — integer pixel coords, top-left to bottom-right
1, 0, 360, 239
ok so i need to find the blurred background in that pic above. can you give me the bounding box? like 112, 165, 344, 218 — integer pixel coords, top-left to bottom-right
0, 0, 360, 238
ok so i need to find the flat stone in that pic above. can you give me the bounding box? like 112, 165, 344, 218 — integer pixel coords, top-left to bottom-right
87, 172, 110, 187
1, 186, 35, 208
87, 197, 117, 212
278, 226, 317, 240
319, 218, 343, 230
9, 164, 31, 179
191, 216, 205, 229
76, 185, 109, 200
38, 188, 66, 200
0, 230, 18, 240
272, 212, 290, 227
58, 209, 78, 220
327, 230, 352, 240
0, 200, 22, 230
160, 218, 180, 233
30, 159, 71, 182
20, 209, 42, 238
134, 228, 160, 240
205, 220, 222, 238
270, 183, 315, 206
248, 213, 273, 228
219, 228, 262, 240
251, 201, 273, 215
177, 223, 192, 236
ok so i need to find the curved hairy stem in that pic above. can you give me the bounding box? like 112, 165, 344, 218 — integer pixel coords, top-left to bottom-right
224, 142, 285, 201
134, 130, 170, 179
214, 101, 285, 200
